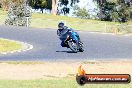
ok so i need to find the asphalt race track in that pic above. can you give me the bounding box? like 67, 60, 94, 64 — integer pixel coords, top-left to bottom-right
0, 25, 132, 61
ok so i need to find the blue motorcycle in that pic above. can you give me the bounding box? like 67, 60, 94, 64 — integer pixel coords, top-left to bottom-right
59, 29, 84, 53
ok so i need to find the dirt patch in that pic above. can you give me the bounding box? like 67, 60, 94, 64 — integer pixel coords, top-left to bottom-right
0, 60, 131, 80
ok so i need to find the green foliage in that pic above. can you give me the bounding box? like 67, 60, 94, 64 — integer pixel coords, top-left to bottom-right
28, 0, 51, 10
28, 0, 45, 10
94, 0, 132, 22
70, 0, 79, 6
28, 0, 52, 13
47, 0, 52, 10
73, 6, 90, 19
28, 0, 80, 14
5, 1, 32, 26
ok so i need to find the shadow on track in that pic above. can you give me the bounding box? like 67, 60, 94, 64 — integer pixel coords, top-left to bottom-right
56, 51, 77, 53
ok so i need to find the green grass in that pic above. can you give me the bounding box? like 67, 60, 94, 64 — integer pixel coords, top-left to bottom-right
1, 9, 132, 33
30, 13, 132, 33
31, 13, 118, 32
0, 39, 22, 53
0, 78, 131, 88
0, 9, 120, 32
0, 9, 7, 25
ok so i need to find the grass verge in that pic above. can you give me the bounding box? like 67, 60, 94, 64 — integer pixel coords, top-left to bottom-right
0, 78, 131, 88
31, 13, 118, 32
0, 61, 45, 65
1, 9, 132, 34
0, 9, 120, 32
0, 38, 22, 54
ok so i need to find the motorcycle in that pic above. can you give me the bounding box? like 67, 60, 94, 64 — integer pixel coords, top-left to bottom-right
60, 29, 84, 53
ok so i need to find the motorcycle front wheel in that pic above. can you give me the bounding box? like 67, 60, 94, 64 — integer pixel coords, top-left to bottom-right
68, 41, 78, 53
78, 42, 84, 52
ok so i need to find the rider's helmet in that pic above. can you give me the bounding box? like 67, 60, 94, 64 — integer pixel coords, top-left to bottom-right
58, 22, 64, 29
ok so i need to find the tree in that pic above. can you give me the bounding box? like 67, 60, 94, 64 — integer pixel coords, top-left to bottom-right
0, 0, 10, 11
28, 0, 48, 13
94, 0, 132, 22
5, 0, 32, 26
70, 0, 79, 6
28, 0, 79, 15
52, 0, 80, 15
73, 5, 90, 19
0, 0, 26, 11
52, 0, 57, 15
57, 0, 80, 15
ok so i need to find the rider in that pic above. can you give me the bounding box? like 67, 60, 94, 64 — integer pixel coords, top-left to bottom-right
57, 22, 81, 47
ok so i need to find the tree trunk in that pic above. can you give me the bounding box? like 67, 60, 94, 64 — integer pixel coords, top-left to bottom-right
52, 0, 57, 15
41, 8, 43, 13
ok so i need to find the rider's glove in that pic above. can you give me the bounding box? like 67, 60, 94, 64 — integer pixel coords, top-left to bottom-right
57, 29, 61, 36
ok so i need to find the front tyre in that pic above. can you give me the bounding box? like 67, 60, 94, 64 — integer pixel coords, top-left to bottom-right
79, 42, 84, 52
68, 41, 78, 53
79, 47, 84, 52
